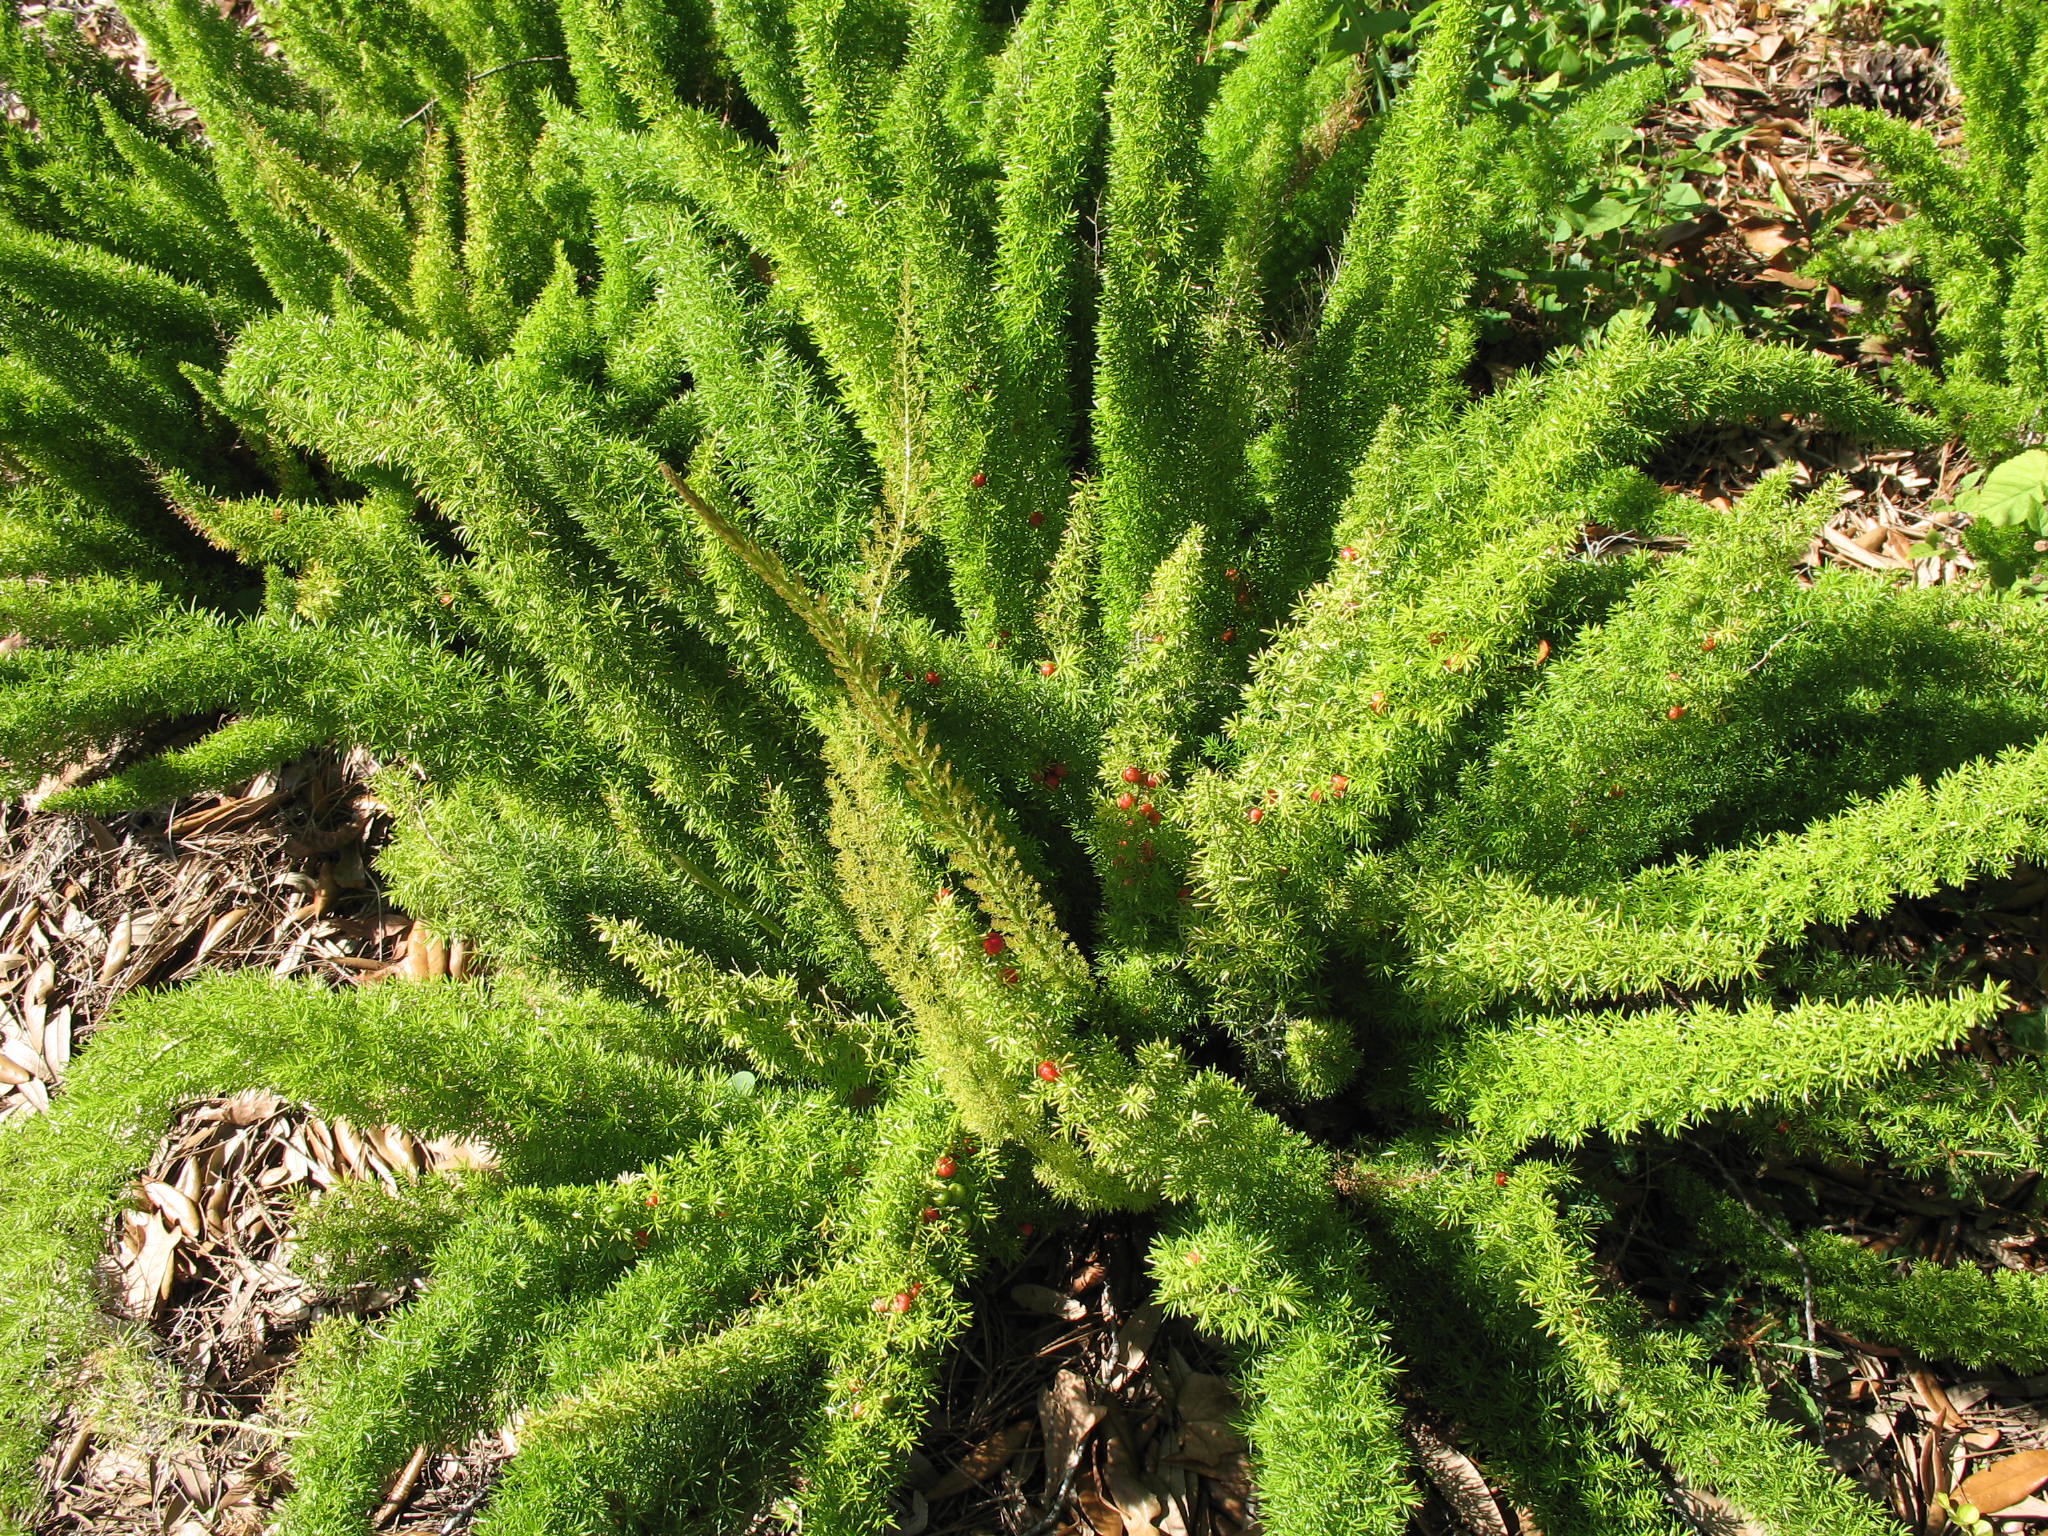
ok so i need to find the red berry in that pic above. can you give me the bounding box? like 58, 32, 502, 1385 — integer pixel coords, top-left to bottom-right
935, 1155, 957, 1179
1247, 806, 1265, 823
1001, 966, 1019, 985
922, 1207, 942, 1222
1370, 691, 1387, 715
1702, 633, 1719, 652
1667, 706, 1686, 721
890, 1291, 914, 1313
1428, 632, 1445, 647
1018, 1221, 1035, 1237
645, 1193, 659, 1207
1040, 662, 1057, 676
1221, 629, 1235, 643
1340, 546, 1359, 561
1494, 1171, 1509, 1187
1224, 569, 1238, 580
1310, 789, 1323, 803
1143, 773, 1159, 789
983, 931, 1007, 956
1140, 803, 1159, 825
1028, 511, 1044, 527
924, 671, 940, 686
1037, 1060, 1061, 1082
1187, 1249, 1202, 1265
1121, 765, 1143, 784
1177, 886, 1192, 900
1117, 792, 1135, 810
971, 471, 988, 488
633, 1228, 650, 1248
1330, 774, 1348, 798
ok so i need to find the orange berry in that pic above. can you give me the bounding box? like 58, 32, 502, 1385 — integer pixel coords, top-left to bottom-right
1247, 806, 1265, 823
1040, 661, 1057, 676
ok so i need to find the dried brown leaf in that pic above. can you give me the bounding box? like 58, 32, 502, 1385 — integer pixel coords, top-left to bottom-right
1014, 1282, 1088, 1321
144, 1179, 204, 1239
927, 1419, 1034, 1501
1412, 1422, 1510, 1536
120, 1217, 179, 1319
1041, 1369, 1110, 1496
1955, 1450, 2048, 1515
1105, 1428, 1167, 1536
97, 912, 133, 982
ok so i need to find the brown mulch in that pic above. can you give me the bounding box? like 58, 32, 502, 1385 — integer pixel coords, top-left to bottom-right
0, 748, 443, 1130
0, 752, 491, 1534
1651, 0, 1982, 587
909, 1221, 1258, 1536
35, 1092, 498, 1536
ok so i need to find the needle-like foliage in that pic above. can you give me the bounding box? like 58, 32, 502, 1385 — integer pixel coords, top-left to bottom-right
0, 0, 2040, 1531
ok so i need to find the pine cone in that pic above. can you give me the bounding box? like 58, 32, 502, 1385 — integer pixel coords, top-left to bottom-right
1810, 43, 1951, 119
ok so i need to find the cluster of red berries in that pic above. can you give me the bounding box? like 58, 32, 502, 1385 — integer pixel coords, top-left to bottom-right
1030, 760, 1070, 790
876, 1280, 927, 1314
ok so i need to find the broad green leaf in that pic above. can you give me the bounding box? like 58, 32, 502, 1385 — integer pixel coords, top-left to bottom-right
1958, 450, 2048, 529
